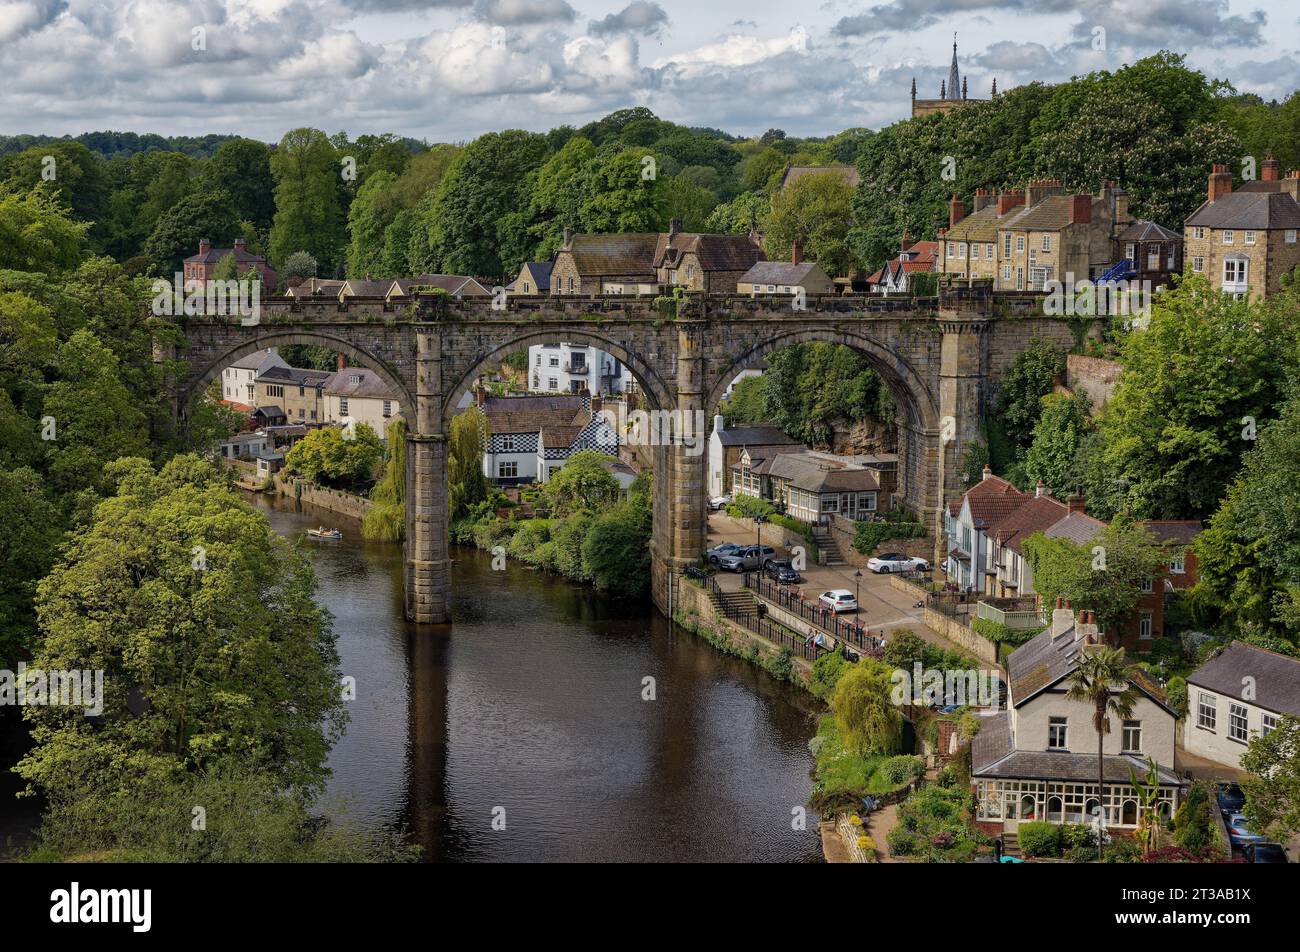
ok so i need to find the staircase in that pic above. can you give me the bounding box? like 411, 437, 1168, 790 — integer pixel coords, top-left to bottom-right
1001, 832, 1021, 858
716, 590, 757, 617
812, 526, 845, 566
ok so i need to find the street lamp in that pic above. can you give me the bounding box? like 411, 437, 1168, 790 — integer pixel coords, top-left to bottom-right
854, 568, 863, 606
754, 513, 766, 545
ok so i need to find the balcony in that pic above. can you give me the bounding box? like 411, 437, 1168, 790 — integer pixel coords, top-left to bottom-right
976, 597, 1043, 630
564, 363, 589, 375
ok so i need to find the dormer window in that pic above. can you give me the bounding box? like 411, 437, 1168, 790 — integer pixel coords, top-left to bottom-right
349, 374, 360, 385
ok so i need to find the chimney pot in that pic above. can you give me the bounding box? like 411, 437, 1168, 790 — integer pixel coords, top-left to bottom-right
949, 193, 966, 229
1066, 493, 1086, 514
337, 353, 347, 371
1069, 194, 1092, 224
982, 464, 992, 481
1261, 156, 1280, 182
791, 239, 803, 265
1035, 479, 1045, 498
1208, 164, 1233, 203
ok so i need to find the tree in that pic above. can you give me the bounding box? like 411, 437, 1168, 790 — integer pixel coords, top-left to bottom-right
762, 170, 858, 276
721, 374, 766, 427
0, 187, 89, 273
268, 128, 346, 272
1193, 391, 1300, 641
1022, 516, 1167, 632
199, 138, 276, 233
0, 467, 61, 663
578, 148, 668, 236
280, 250, 318, 287
1065, 645, 1139, 859
16, 456, 347, 809
830, 658, 903, 756
141, 188, 241, 277
992, 340, 1066, 456
447, 409, 487, 521
544, 451, 621, 515
283, 423, 382, 489
346, 170, 402, 278
581, 503, 651, 596
661, 175, 718, 232
363, 418, 407, 542
1092, 275, 1299, 519
1241, 715, 1300, 840
1022, 392, 1092, 496
760, 343, 894, 447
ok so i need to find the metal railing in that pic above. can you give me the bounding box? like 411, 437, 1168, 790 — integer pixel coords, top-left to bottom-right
741, 573, 884, 656
679, 570, 826, 662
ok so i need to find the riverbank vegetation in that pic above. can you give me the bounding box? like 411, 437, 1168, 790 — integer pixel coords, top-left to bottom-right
283, 422, 383, 492
671, 609, 799, 687
362, 418, 407, 541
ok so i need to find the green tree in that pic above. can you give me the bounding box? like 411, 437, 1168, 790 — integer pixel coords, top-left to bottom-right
448, 409, 488, 521
1022, 515, 1167, 632
199, 138, 276, 233
0, 467, 61, 663
1022, 392, 1092, 496
280, 250, 318, 286
992, 340, 1066, 456
140, 188, 241, 277
268, 128, 345, 273
830, 658, 904, 756
16, 456, 347, 807
346, 170, 402, 278
761, 343, 894, 447
578, 147, 668, 235
544, 451, 621, 515
1240, 715, 1300, 840
363, 418, 407, 542
762, 169, 858, 276
581, 503, 651, 596
0, 187, 89, 273
1065, 645, 1139, 859
283, 423, 382, 489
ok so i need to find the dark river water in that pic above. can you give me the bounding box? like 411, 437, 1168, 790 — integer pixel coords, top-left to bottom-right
250, 493, 824, 862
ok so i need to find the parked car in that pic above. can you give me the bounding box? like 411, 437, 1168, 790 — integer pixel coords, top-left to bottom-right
708, 494, 732, 511
1226, 813, 1266, 850
763, 558, 800, 583
1216, 782, 1246, 815
867, 553, 930, 574
717, 544, 778, 572
706, 542, 743, 566
818, 590, 859, 614
1243, 842, 1288, 863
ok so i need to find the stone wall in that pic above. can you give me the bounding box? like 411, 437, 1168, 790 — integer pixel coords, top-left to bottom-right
1064, 353, 1122, 411
272, 474, 373, 521
922, 607, 998, 665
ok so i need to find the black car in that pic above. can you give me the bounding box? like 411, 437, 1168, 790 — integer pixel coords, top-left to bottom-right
1216, 782, 1246, 815
1243, 842, 1288, 863
763, 558, 800, 584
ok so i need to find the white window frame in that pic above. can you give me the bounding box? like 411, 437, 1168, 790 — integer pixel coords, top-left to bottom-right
497, 460, 518, 479
946, 241, 955, 258
1042, 234, 1052, 252
1169, 554, 1185, 574
1228, 702, 1249, 743
1121, 720, 1142, 753
1286, 229, 1297, 244
1222, 229, 1234, 245
1139, 612, 1153, 640
1048, 716, 1068, 749
1196, 692, 1217, 732
1261, 712, 1279, 736
1191, 256, 1204, 273
1015, 236, 1025, 252
1244, 230, 1256, 246
1193, 226, 1205, 240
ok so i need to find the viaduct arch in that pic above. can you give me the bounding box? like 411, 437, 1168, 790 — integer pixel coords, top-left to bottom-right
169, 291, 1089, 625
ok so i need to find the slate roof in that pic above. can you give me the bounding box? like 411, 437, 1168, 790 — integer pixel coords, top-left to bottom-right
1187, 641, 1300, 716
185, 245, 268, 265
780, 165, 861, 191
765, 453, 880, 493
1115, 219, 1182, 243
655, 232, 764, 273
1185, 191, 1300, 230
716, 424, 801, 448
739, 261, 828, 286
989, 494, 1070, 554
256, 366, 333, 387
480, 394, 589, 434
1043, 510, 1107, 545
560, 233, 660, 277
339, 279, 391, 297
1000, 194, 1092, 232
973, 711, 1183, 785
1141, 520, 1202, 547
517, 262, 553, 291
944, 205, 1004, 243
285, 278, 344, 298
230, 348, 285, 371
737, 444, 811, 472
324, 368, 398, 400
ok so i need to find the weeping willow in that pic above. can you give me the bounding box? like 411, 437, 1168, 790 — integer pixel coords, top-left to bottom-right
448, 408, 488, 521
362, 418, 407, 541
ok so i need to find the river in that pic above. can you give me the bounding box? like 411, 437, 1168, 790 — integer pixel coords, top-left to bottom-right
250, 493, 824, 862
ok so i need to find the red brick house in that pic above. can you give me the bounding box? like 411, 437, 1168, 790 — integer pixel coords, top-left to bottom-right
183, 238, 278, 289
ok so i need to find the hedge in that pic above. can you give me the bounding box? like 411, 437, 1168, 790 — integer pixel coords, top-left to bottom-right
852, 515, 926, 555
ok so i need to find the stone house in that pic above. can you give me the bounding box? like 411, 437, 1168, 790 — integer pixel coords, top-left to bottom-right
1113, 219, 1183, 288
322, 367, 401, 435
183, 238, 277, 288
511, 262, 553, 295
385, 274, 492, 300
220, 348, 287, 405
653, 219, 765, 292
1184, 641, 1300, 770
939, 189, 1023, 280
972, 602, 1184, 837
1183, 159, 1300, 301
708, 416, 803, 498
737, 247, 833, 296
993, 180, 1125, 290
550, 232, 660, 295
254, 365, 333, 425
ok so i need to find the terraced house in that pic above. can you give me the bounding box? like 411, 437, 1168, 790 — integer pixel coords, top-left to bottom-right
254, 365, 333, 425
1184, 159, 1300, 301
993, 180, 1125, 290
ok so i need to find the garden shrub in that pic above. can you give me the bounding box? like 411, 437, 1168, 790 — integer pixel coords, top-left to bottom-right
882, 755, 924, 785
1017, 821, 1062, 857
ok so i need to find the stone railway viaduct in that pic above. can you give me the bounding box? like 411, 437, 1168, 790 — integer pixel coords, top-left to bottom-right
165, 290, 1092, 624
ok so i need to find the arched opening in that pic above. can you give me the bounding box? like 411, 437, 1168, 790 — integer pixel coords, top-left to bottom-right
1121, 799, 1138, 826
1019, 794, 1036, 821
1046, 795, 1063, 823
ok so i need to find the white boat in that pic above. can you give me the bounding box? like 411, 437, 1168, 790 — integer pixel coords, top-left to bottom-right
307, 527, 343, 541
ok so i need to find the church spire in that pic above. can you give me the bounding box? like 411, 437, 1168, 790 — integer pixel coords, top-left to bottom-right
947, 33, 961, 101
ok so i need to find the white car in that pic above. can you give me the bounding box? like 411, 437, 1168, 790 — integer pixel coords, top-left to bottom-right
708, 494, 732, 511
818, 590, 859, 614
868, 553, 930, 574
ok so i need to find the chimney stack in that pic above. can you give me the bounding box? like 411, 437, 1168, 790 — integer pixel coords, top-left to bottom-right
791, 239, 803, 265
668, 217, 682, 239
996, 189, 1024, 216
589, 394, 603, 418
1069, 194, 1092, 224
1077, 609, 1100, 646
1035, 479, 1046, 498
901, 230, 914, 252
1208, 164, 1233, 203
562, 228, 572, 248
1262, 155, 1280, 182
233, 238, 246, 252
949, 193, 966, 229
474, 385, 486, 407
337, 353, 348, 371
982, 463, 993, 481
1026, 178, 1064, 208
1066, 493, 1086, 514
198, 238, 211, 256
973, 187, 994, 213
1051, 597, 1074, 638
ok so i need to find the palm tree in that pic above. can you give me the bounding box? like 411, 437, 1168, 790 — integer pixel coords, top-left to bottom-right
1065, 643, 1138, 860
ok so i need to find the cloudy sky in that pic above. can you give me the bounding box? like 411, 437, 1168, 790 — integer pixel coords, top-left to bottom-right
2, 0, 1296, 142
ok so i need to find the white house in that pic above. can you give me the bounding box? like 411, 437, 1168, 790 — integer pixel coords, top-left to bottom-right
477, 393, 619, 485
707, 416, 803, 499
1184, 641, 1300, 770
972, 602, 1184, 835
527, 342, 630, 396
219, 430, 270, 460
322, 367, 401, 435
221, 348, 287, 405
944, 466, 1029, 592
